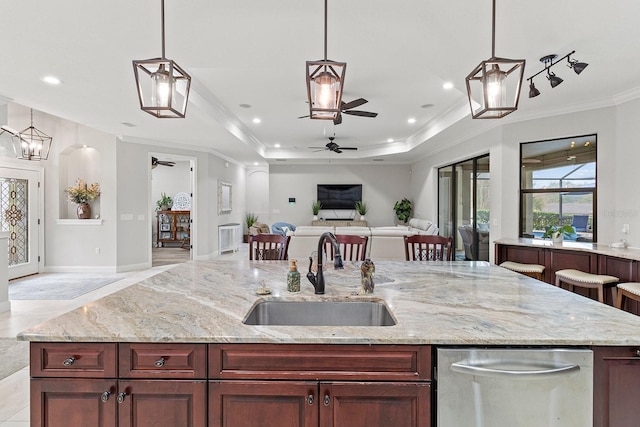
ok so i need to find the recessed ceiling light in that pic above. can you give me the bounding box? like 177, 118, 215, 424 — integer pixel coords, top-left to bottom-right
253, 162, 259, 166
407, 118, 416, 124
252, 118, 261, 124
239, 104, 251, 108
387, 138, 394, 143
274, 143, 281, 148
442, 82, 454, 90
41, 75, 62, 85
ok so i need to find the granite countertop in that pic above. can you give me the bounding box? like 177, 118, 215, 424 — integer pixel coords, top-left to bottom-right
17, 260, 640, 346
495, 237, 640, 261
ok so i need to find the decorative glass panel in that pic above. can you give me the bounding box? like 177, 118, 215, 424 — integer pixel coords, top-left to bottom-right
0, 178, 28, 266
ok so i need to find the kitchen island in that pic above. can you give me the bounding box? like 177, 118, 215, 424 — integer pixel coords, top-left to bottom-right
19, 260, 640, 426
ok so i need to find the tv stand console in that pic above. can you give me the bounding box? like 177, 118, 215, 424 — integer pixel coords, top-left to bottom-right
312, 220, 368, 227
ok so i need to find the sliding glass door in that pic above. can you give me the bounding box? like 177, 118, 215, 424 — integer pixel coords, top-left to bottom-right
438, 155, 490, 261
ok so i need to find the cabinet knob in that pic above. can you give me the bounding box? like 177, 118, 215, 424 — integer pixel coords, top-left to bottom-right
307, 394, 314, 405
63, 356, 76, 366
154, 357, 166, 367
117, 392, 127, 404
635, 349, 640, 357
323, 394, 330, 406
100, 391, 111, 402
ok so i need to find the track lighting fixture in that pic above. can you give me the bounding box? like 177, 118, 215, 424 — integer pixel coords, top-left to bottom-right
465, 0, 525, 119
527, 50, 588, 98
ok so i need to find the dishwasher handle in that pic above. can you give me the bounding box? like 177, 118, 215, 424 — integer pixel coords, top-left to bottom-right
451, 360, 580, 379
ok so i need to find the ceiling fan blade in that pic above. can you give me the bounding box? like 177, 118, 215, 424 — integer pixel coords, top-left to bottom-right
158, 161, 175, 167
333, 148, 343, 153
333, 113, 343, 125
297, 114, 310, 119
341, 98, 368, 110
339, 147, 358, 150
343, 110, 378, 118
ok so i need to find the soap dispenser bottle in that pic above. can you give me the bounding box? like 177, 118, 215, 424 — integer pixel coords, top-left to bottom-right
287, 259, 301, 293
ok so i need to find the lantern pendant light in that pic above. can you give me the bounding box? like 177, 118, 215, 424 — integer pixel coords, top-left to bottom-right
465, 0, 525, 119
133, 0, 191, 118
0, 109, 53, 160
305, 0, 346, 121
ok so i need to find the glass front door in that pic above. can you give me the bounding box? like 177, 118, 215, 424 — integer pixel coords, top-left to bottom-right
0, 168, 40, 279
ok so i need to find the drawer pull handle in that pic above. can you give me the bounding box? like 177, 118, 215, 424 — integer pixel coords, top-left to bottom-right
307, 394, 314, 405
101, 391, 111, 402
324, 394, 330, 406
154, 357, 166, 367
636, 349, 640, 357
117, 392, 127, 404
63, 357, 76, 366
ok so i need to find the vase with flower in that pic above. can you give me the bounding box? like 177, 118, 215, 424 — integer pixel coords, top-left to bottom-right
66, 179, 101, 219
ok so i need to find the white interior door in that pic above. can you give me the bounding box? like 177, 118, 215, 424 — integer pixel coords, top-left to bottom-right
0, 168, 40, 279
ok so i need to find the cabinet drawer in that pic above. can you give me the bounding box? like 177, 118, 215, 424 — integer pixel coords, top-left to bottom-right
30, 342, 117, 378
210, 344, 431, 381
119, 343, 207, 379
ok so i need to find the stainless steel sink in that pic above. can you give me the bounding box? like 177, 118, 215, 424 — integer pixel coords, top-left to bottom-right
243, 300, 396, 326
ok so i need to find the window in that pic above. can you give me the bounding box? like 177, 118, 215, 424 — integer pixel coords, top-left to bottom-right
520, 134, 597, 242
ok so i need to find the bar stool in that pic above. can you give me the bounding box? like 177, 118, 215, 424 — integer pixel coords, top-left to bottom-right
615, 282, 640, 311
554, 269, 619, 304
499, 261, 545, 281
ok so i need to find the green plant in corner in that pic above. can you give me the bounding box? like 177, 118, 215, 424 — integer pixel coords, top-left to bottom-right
155, 192, 173, 211
393, 198, 412, 223
311, 200, 322, 215
354, 200, 369, 215
245, 212, 259, 232
542, 225, 575, 240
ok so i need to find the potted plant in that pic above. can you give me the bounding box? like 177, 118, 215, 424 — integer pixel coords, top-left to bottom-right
66, 179, 101, 219
542, 225, 575, 243
393, 198, 412, 224
311, 200, 322, 221
156, 192, 173, 211
244, 212, 259, 243
354, 200, 369, 220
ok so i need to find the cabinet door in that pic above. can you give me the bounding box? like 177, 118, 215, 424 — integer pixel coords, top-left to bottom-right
209, 380, 318, 427
320, 382, 430, 427
118, 380, 206, 427
594, 347, 640, 427
31, 378, 117, 427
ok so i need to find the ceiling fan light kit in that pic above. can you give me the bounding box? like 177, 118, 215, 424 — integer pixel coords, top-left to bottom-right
133, 0, 191, 118
527, 51, 588, 98
305, 0, 346, 121
465, 0, 525, 119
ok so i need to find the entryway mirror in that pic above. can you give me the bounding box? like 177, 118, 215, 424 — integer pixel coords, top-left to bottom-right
218, 181, 232, 214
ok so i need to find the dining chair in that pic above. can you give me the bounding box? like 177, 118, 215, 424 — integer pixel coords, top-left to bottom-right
249, 234, 290, 260
324, 234, 369, 261
404, 235, 454, 261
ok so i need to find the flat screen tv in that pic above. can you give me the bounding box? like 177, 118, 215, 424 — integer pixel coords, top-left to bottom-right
317, 184, 362, 210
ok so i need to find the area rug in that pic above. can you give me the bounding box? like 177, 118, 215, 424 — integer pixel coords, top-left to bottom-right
9, 273, 123, 300
0, 338, 29, 380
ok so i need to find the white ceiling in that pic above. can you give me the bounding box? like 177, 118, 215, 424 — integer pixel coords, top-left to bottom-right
1, 0, 639, 166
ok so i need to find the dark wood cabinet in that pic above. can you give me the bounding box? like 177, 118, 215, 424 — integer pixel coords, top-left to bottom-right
593, 346, 640, 427
157, 210, 190, 248
209, 380, 318, 427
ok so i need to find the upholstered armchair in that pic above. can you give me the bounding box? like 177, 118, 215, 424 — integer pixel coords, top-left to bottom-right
457, 225, 489, 261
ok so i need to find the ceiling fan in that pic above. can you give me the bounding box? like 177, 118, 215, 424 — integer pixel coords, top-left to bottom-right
151, 157, 176, 169
298, 98, 378, 125
309, 136, 358, 154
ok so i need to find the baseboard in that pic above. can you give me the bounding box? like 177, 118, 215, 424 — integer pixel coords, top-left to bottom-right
44, 265, 120, 274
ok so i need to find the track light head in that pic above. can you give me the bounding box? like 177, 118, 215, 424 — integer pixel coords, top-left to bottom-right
528, 81, 541, 98
547, 70, 563, 88
568, 58, 588, 75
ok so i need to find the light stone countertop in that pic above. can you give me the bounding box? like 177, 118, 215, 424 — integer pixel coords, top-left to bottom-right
17, 260, 640, 346
495, 238, 640, 261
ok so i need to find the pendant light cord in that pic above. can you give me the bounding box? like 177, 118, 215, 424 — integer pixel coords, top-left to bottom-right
323, 0, 328, 61
161, 0, 166, 59
491, 0, 496, 58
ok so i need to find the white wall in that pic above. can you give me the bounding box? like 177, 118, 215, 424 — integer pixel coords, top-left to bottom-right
269, 164, 412, 227
409, 102, 630, 261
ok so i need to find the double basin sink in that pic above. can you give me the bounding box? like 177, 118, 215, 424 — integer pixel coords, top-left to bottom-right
243, 300, 396, 327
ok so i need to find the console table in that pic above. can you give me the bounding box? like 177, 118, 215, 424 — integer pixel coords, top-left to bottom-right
218, 223, 241, 254
312, 220, 368, 227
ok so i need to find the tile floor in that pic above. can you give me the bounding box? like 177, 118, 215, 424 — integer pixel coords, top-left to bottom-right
0, 245, 247, 426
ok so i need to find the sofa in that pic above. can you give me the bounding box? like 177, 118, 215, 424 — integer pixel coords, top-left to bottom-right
285, 218, 439, 262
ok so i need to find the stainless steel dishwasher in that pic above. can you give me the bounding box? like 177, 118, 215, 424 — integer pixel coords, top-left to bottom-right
437, 348, 593, 427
